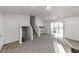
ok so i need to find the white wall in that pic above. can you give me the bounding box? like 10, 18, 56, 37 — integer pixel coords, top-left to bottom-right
36, 17, 44, 26
0, 10, 5, 50
43, 17, 79, 41
43, 20, 51, 34
3, 14, 30, 44
64, 16, 79, 41
0, 12, 4, 36
0, 14, 44, 44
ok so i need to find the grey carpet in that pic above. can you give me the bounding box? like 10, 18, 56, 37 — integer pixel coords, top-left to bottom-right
1, 34, 55, 53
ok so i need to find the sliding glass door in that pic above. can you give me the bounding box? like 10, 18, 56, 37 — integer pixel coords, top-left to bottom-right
51, 22, 63, 38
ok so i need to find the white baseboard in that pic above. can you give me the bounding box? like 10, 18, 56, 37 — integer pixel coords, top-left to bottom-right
3, 39, 19, 45
0, 39, 19, 51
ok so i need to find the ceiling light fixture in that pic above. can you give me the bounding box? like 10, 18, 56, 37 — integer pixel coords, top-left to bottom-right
45, 6, 50, 9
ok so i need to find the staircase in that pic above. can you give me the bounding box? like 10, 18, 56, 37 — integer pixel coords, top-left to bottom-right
30, 16, 40, 38
31, 23, 39, 38
33, 30, 37, 38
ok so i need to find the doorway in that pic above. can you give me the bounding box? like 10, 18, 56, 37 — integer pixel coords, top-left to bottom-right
51, 22, 64, 38
22, 26, 30, 42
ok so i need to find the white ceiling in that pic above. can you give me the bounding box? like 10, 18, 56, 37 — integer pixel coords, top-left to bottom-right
0, 6, 79, 20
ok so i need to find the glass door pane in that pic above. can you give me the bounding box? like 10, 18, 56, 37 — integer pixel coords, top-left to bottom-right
51, 22, 63, 38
